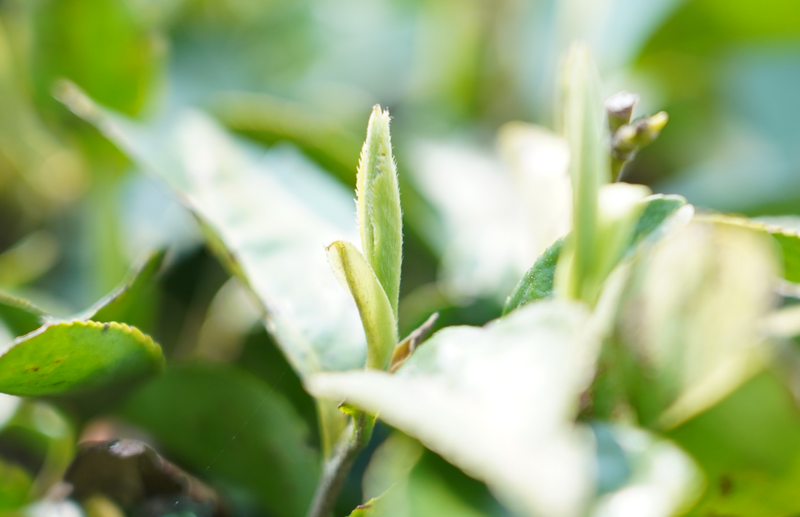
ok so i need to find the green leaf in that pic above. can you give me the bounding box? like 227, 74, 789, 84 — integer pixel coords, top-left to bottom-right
327, 241, 398, 371
503, 237, 564, 314
122, 364, 319, 517
505, 194, 688, 315
57, 84, 366, 379
0, 459, 32, 511
307, 300, 597, 517
560, 42, 608, 303
589, 424, 703, 517
630, 194, 688, 245
696, 214, 800, 283
667, 371, 800, 517
79, 250, 165, 331
0, 292, 47, 337
0, 320, 163, 397
616, 220, 779, 428
357, 105, 403, 318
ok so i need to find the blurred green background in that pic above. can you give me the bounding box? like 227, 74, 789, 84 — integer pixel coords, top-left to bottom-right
0, 0, 799, 515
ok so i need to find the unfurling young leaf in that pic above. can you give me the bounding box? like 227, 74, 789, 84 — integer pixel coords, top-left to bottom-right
327, 241, 398, 371
357, 105, 403, 318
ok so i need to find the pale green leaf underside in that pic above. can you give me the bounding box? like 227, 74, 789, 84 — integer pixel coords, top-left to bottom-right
0, 320, 164, 397
308, 300, 597, 517
58, 85, 366, 377
327, 241, 397, 371
618, 220, 778, 428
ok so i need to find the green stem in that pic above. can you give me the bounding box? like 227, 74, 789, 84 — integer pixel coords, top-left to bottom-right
612, 157, 625, 182
306, 410, 375, 517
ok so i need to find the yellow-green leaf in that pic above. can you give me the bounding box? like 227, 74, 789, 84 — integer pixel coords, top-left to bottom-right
327, 241, 398, 371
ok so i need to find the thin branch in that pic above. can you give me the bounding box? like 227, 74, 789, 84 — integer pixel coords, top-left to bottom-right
306, 410, 374, 517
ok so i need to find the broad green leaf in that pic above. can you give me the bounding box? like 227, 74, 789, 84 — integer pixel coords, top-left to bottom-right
560, 42, 608, 303
0, 320, 163, 397
0, 292, 47, 337
308, 300, 597, 517
667, 371, 800, 517
503, 237, 564, 314
589, 424, 702, 517
697, 214, 800, 283
79, 250, 165, 332
58, 84, 366, 379
327, 241, 397, 370
356, 105, 403, 318
122, 364, 319, 517
616, 220, 778, 428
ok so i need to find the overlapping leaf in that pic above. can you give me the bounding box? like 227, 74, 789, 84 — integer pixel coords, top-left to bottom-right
308, 300, 597, 517
58, 84, 366, 378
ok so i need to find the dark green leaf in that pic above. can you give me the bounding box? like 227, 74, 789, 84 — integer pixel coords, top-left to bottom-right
0, 292, 47, 337
81, 250, 166, 332
0, 320, 163, 397
122, 364, 319, 517
503, 237, 564, 314
0, 458, 32, 511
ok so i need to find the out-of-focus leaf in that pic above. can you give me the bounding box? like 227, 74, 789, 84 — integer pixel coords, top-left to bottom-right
503, 238, 564, 314
80, 250, 165, 332
696, 214, 800, 283
0, 458, 32, 510
0, 292, 47, 337
30, 0, 161, 115
357, 432, 495, 517
0, 232, 60, 290
505, 194, 689, 315
122, 364, 319, 517
308, 300, 597, 517
57, 84, 365, 378
589, 424, 702, 517
408, 122, 571, 303
617, 220, 778, 428
667, 371, 800, 516
326, 241, 397, 371
560, 42, 608, 303
0, 321, 163, 397
558, 183, 650, 305
630, 195, 687, 245
65, 439, 224, 517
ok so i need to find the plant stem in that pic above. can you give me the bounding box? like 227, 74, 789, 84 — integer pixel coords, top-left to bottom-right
306, 410, 375, 517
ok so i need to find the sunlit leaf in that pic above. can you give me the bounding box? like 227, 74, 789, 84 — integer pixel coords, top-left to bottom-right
0, 321, 163, 397
326, 241, 397, 370
308, 300, 597, 517
58, 84, 365, 380
616, 220, 778, 428
589, 424, 702, 517
122, 364, 319, 517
